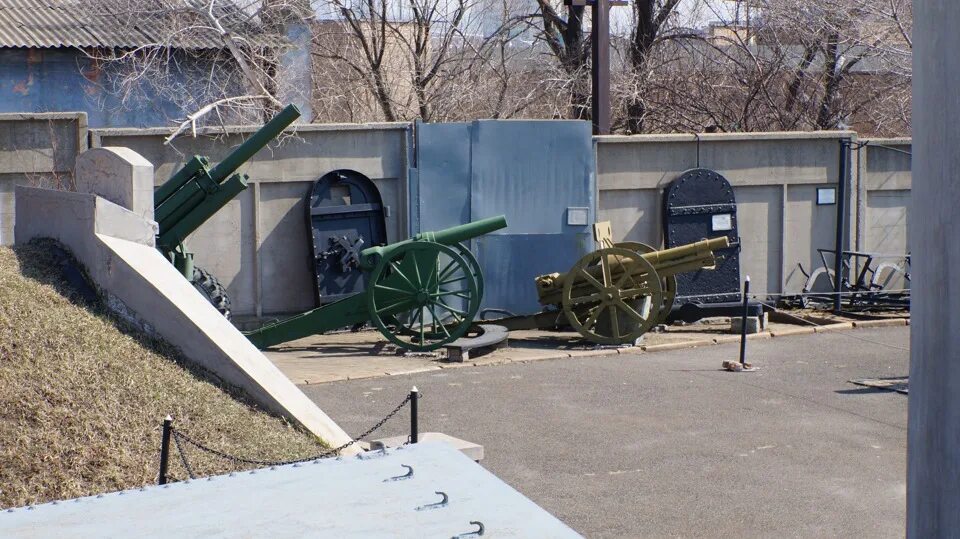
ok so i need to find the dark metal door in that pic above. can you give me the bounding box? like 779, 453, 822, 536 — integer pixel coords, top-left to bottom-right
663, 168, 742, 303
308, 169, 387, 303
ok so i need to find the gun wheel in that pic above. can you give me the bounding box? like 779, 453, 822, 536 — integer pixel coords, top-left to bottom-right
562, 247, 663, 345
367, 242, 480, 351
616, 241, 676, 324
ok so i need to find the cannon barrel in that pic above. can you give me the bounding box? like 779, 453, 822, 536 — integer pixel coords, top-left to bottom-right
536, 236, 730, 305
360, 215, 507, 267
154, 104, 301, 252
208, 104, 301, 182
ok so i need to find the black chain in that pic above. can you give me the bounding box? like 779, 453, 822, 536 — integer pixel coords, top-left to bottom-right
170, 394, 413, 470
171, 428, 196, 480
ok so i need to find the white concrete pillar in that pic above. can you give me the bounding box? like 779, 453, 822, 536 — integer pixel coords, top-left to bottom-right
908, 2, 960, 535
74, 147, 155, 222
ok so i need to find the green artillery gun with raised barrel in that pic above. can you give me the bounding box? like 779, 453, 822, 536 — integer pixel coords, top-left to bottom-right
245, 215, 508, 351
495, 224, 730, 345
153, 104, 301, 317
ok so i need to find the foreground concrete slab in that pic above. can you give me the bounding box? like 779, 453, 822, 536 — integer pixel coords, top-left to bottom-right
0, 442, 576, 537
370, 432, 485, 462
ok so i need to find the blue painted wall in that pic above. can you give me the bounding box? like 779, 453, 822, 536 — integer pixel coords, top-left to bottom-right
411, 120, 596, 315
0, 49, 209, 128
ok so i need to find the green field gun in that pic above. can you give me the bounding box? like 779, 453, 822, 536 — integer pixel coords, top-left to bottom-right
153, 104, 301, 317
154, 105, 300, 278
245, 215, 508, 351
496, 223, 730, 345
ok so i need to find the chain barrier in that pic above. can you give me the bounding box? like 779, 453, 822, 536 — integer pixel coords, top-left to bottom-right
171, 426, 196, 480
169, 393, 413, 477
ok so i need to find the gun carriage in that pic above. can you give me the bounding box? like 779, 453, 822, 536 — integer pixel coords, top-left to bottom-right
153, 104, 302, 317
244, 216, 508, 352
494, 230, 731, 345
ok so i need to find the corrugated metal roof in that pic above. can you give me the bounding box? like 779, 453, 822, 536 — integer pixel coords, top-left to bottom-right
0, 0, 260, 49
0, 442, 582, 538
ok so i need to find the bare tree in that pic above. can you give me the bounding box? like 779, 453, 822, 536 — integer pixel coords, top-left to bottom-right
310, 0, 538, 123
83, 0, 309, 142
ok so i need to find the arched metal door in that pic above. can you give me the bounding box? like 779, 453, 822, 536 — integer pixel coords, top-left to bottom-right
308, 169, 387, 303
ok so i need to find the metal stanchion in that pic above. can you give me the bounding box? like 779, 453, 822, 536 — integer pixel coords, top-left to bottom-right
410, 387, 419, 444
158, 415, 173, 485
739, 276, 750, 366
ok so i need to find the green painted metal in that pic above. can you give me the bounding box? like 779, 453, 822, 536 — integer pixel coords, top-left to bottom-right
359, 215, 507, 269
244, 216, 507, 352
153, 105, 301, 279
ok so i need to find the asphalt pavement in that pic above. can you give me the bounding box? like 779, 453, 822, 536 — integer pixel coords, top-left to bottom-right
303, 327, 909, 538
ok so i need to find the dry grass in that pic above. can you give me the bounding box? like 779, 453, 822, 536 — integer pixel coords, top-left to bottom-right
0, 242, 329, 509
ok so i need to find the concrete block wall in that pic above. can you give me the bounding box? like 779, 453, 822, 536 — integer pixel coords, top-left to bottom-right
90, 123, 411, 322
595, 132, 911, 298
0, 112, 87, 245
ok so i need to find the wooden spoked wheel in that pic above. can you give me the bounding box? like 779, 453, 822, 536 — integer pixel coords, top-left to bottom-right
384, 242, 482, 338
616, 241, 677, 325
562, 247, 663, 345
367, 241, 480, 351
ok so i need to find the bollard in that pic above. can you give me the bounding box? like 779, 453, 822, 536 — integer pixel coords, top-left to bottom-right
158, 415, 173, 485
410, 387, 419, 444
739, 276, 750, 366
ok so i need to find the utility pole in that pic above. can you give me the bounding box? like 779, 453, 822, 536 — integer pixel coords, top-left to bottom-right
566, 0, 626, 135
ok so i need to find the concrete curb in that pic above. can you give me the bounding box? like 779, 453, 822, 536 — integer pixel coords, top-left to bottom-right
303, 317, 910, 384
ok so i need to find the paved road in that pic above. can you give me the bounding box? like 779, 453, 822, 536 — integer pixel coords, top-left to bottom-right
303, 327, 909, 538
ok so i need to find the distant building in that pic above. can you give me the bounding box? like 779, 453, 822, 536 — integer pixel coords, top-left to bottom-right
0, 0, 312, 128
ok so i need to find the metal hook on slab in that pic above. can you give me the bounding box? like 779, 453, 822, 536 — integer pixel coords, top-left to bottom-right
415, 491, 449, 511
451, 521, 485, 538
383, 464, 414, 482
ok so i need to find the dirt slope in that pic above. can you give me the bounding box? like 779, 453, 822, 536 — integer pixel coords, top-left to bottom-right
0, 242, 328, 508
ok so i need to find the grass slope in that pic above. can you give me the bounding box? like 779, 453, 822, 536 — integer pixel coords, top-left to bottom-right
0, 243, 328, 509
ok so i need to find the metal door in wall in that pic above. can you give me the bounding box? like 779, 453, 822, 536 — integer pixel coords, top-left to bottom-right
412, 120, 595, 315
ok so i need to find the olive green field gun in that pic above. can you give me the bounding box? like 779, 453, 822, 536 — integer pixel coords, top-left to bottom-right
245, 215, 508, 351
494, 223, 730, 345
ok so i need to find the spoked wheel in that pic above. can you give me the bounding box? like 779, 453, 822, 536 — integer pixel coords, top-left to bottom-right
384, 242, 482, 337
367, 241, 480, 351
616, 241, 676, 324
562, 247, 663, 345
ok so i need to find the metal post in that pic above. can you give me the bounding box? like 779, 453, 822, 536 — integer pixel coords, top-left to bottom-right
158, 415, 172, 485
833, 138, 850, 314
591, 0, 611, 135
739, 276, 750, 366
410, 387, 419, 444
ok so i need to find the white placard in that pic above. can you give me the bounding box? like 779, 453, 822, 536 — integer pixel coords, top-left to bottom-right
711, 213, 733, 231
567, 207, 589, 226
817, 187, 837, 205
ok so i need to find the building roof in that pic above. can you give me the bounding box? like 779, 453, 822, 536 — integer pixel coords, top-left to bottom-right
0, 442, 581, 538
0, 0, 258, 50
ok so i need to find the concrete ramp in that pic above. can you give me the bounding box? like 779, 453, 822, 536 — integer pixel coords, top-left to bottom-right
13, 147, 356, 452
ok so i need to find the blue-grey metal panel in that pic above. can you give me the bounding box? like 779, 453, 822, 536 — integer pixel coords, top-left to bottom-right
412, 121, 472, 234
0, 443, 581, 538
470, 120, 595, 236
412, 119, 595, 315
469, 120, 595, 313
476, 233, 593, 313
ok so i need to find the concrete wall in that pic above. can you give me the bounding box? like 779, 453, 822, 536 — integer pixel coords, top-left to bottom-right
0, 109, 913, 313
90, 123, 411, 322
909, 2, 960, 534
0, 112, 87, 246
596, 132, 912, 298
